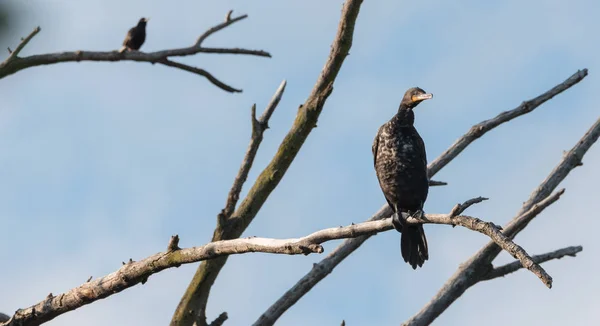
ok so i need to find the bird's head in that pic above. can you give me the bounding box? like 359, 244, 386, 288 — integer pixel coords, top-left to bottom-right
138, 17, 150, 27
400, 87, 433, 109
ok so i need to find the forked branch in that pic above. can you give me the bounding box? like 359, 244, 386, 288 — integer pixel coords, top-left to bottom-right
0, 13, 270, 92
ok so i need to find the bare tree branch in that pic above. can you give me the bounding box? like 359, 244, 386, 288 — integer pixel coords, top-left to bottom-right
3, 26, 40, 63
253, 69, 589, 326
157, 58, 242, 93
405, 116, 600, 326
3, 197, 490, 326
480, 245, 583, 281
6, 195, 558, 326
171, 1, 364, 325
221, 80, 287, 219
0, 14, 270, 92
196, 11, 247, 46
427, 68, 588, 177
428, 180, 447, 186
207, 312, 229, 326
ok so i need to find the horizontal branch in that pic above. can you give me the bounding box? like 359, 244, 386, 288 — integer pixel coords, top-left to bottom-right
0, 13, 270, 92
480, 246, 583, 281
6, 196, 539, 326
158, 59, 241, 93
428, 180, 447, 187
254, 69, 590, 326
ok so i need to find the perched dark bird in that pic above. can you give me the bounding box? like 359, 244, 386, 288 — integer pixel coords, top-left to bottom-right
372, 87, 433, 269
119, 17, 149, 52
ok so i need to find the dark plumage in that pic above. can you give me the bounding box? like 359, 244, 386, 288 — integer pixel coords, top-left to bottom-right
372, 87, 433, 269
120, 17, 149, 52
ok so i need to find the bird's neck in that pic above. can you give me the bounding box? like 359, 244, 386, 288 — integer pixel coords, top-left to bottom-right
395, 104, 415, 126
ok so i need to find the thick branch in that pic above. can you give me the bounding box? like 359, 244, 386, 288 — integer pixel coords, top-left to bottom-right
480, 246, 583, 281
4, 198, 491, 326
171, 1, 364, 325
0, 14, 270, 93
221, 80, 287, 219
405, 116, 600, 326
254, 69, 589, 325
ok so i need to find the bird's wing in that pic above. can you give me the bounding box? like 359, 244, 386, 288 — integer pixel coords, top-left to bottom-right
372, 125, 383, 167
122, 27, 135, 46
415, 132, 428, 172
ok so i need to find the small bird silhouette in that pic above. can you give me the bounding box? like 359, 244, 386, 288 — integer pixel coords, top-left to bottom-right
119, 17, 149, 53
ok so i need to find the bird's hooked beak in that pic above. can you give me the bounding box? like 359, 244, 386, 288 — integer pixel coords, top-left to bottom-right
411, 93, 433, 102
143, 17, 150, 22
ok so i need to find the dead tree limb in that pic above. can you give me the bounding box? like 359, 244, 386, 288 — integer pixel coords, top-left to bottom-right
171, 1, 364, 325
480, 245, 583, 281
253, 68, 589, 326
404, 115, 600, 326
0, 13, 270, 92
4, 195, 554, 326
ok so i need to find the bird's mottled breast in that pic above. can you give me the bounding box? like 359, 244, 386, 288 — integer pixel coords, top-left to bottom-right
373, 118, 429, 209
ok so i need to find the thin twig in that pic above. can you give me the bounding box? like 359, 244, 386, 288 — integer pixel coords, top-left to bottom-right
196, 12, 248, 46
480, 246, 583, 281
405, 115, 600, 326
2, 26, 40, 63
427, 69, 588, 178
158, 59, 242, 93
172, 1, 364, 325
428, 180, 447, 187
221, 80, 287, 219
253, 69, 589, 326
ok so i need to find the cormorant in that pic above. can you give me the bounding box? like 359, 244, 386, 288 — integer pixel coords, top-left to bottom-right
372, 87, 433, 269
120, 17, 149, 52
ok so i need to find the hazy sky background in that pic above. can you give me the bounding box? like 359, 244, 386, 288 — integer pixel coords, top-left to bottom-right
1, 1, 599, 325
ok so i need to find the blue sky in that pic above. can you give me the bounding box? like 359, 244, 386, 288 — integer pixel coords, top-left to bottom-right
1, 1, 599, 325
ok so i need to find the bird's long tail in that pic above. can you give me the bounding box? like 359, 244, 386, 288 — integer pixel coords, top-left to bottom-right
392, 213, 429, 269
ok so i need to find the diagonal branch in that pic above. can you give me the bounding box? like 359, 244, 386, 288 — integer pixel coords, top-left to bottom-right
405, 115, 600, 326
480, 246, 583, 281
253, 69, 589, 326
427, 69, 588, 177
220, 80, 287, 219
196, 10, 247, 46
3, 26, 40, 63
0, 13, 270, 93
158, 59, 242, 93
171, 1, 364, 325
